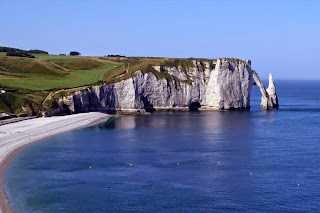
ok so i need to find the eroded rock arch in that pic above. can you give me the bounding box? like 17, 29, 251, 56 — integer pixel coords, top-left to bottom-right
253, 71, 279, 110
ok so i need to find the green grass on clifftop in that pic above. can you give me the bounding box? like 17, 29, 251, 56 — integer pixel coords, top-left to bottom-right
0, 54, 120, 90
0, 54, 121, 113
0, 63, 119, 90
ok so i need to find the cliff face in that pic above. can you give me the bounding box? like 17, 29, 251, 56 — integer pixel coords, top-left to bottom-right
48, 58, 276, 115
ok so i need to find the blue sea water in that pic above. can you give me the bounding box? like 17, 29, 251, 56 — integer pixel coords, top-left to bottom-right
3, 80, 320, 213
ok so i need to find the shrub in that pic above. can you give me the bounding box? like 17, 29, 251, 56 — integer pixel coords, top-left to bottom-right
107, 54, 125, 57
28, 49, 49, 54
6, 50, 34, 58
0, 46, 21, 53
1, 46, 46, 57
70, 51, 81, 56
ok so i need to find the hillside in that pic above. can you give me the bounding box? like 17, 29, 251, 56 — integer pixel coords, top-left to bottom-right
0, 54, 121, 90
0, 53, 121, 114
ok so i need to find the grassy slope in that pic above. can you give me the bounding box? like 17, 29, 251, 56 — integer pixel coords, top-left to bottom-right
1, 63, 119, 90
0, 54, 120, 90
0, 54, 121, 114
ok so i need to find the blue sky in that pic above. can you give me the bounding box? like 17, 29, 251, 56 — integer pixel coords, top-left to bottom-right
1, 0, 319, 79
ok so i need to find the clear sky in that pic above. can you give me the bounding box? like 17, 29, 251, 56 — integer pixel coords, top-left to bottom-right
1, 0, 319, 79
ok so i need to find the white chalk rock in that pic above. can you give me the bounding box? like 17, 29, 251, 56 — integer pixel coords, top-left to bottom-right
48, 58, 278, 115
252, 71, 279, 110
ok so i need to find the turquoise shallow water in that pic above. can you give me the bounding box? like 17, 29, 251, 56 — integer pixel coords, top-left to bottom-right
3, 80, 320, 213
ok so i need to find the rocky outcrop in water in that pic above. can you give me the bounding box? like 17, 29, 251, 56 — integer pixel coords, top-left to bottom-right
253, 71, 279, 109
47, 58, 278, 115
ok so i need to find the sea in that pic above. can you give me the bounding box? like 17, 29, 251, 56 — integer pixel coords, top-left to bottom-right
3, 80, 320, 213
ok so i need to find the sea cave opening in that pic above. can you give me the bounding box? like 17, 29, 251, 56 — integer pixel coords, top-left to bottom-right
189, 102, 201, 111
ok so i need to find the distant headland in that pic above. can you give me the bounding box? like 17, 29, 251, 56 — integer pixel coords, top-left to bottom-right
0, 46, 278, 120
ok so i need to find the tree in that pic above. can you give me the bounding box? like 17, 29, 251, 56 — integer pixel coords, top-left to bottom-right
107, 54, 125, 57
70, 51, 81, 56
6, 50, 34, 58
28, 49, 49, 54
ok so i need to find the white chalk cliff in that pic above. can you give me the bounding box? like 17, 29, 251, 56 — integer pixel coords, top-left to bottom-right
48, 58, 278, 115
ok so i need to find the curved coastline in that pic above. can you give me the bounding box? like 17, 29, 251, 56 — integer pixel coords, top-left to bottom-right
0, 112, 112, 213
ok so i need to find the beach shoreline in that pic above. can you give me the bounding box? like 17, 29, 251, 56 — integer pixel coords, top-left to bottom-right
0, 112, 112, 213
